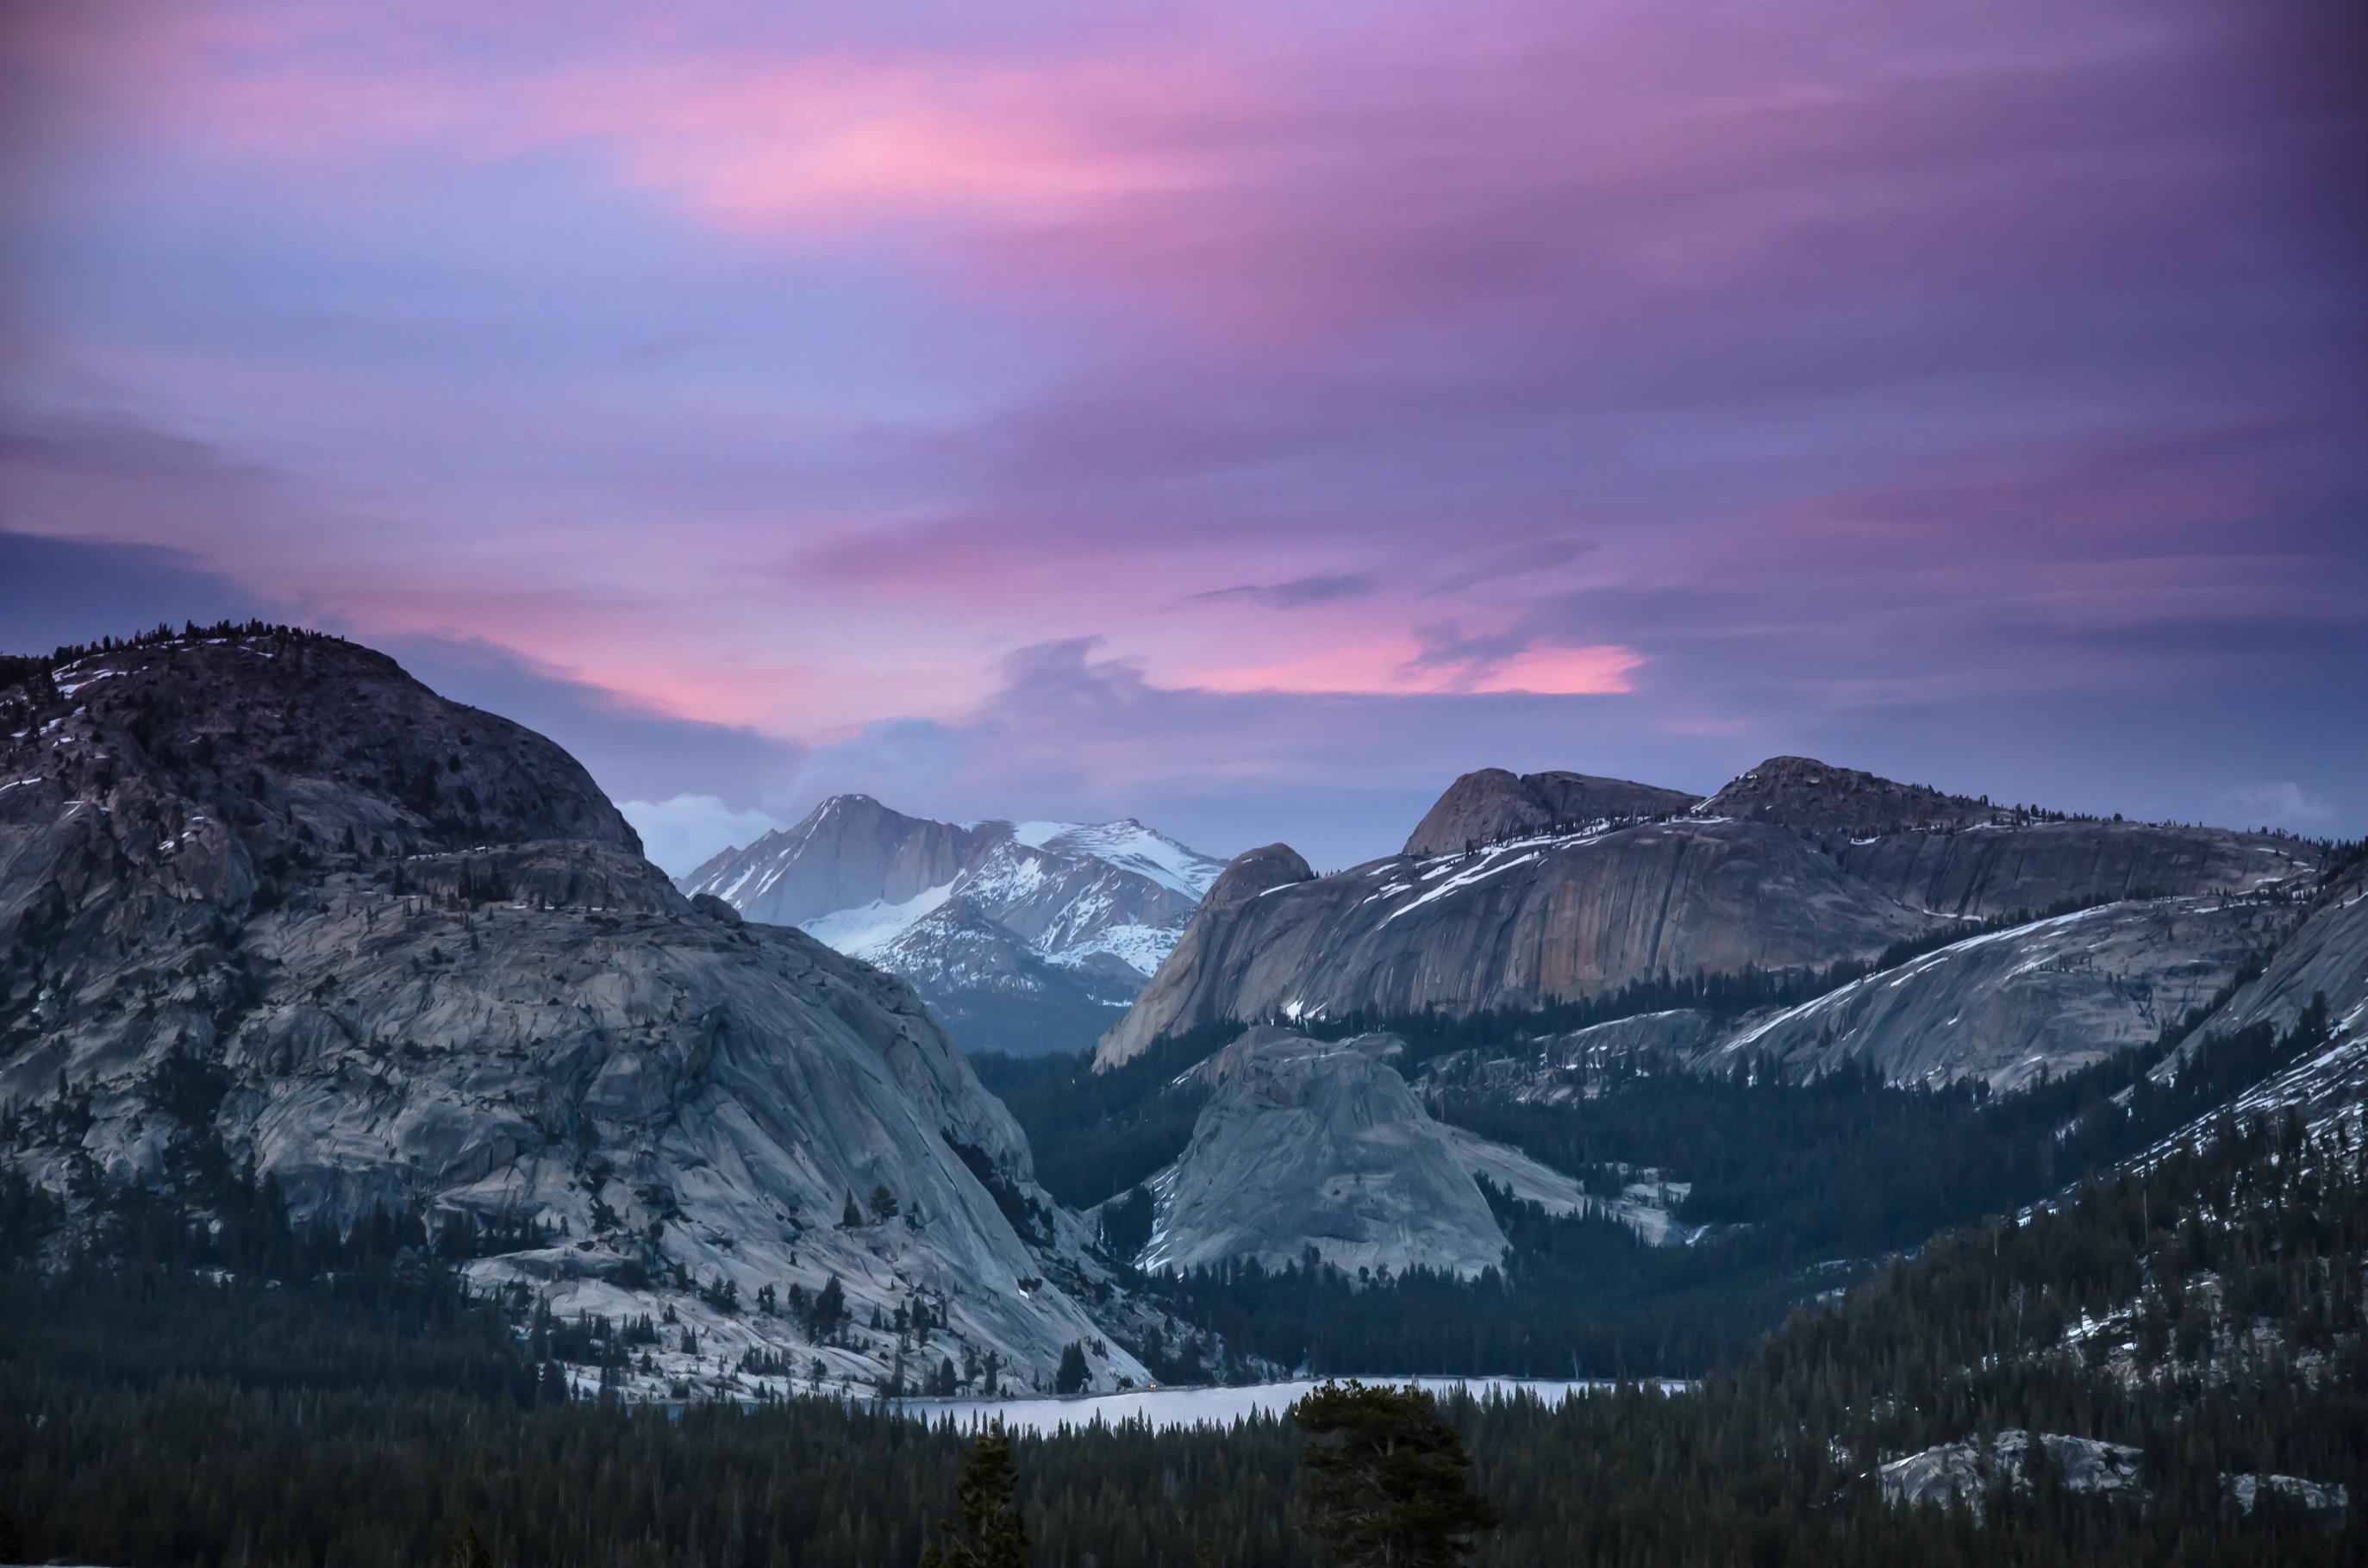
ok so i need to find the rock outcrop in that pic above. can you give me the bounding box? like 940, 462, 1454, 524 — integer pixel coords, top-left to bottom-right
1403, 768, 1698, 856
1878, 1431, 2146, 1515
0, 628, 1147, 1396
1695, 755, 2000, 836
1097, 820, 1937, 1070
2153, 861, 2368, 1134
1123, 1028, 1590, 1278
682, 800, 1222, 1054
1101, 756, 2336, 1093
1705, 897, 2299, 1091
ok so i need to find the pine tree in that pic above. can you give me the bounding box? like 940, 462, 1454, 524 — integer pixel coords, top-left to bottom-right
445, 1519, 495, 1568
1291, 1380, 1500, 1567
1054, 1340, 1090, 1396
920, 1424, 1029, 1568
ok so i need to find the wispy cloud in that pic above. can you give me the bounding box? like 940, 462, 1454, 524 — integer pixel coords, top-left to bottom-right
2, 1, 2360, 856
1189, 573, 1375, 609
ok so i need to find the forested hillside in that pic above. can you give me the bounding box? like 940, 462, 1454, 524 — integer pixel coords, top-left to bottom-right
975, 992, 2341, 1378
4, 1104, 2362, 1565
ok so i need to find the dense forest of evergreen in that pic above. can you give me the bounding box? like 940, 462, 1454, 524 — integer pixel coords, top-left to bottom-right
3, 1106, 2362, 1565
978, 992, 2334, 1382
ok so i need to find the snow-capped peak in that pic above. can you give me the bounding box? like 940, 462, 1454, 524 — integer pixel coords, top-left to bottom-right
1009, 818, 1224, 900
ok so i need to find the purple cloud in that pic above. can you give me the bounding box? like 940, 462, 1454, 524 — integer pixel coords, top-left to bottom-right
0, 1, 2360, 860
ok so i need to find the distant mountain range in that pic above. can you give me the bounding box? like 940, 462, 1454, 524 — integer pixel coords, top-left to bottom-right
679, 796, 1224, 1055
9, 624, 2365, 1414
1052, 755, 2361, 1285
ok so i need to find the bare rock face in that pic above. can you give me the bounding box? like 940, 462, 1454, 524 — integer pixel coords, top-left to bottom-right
1102, 755, 2337, 1096
867, 896, 1140, 1058
0, 629, 1147, 1395
682, 795, 976, 928
1127, 1028, 1586, 1279
2154, 863, 2368, 1133
1878, 1431, 2146, 1515
2223, 1472, 2350, 1518
682, 800, 1221, 1054
2184, 864, 2367, 1052
1831, 820, 2313, 918
1097, 821, 1935, 1071
1706, 897, 2300, 1091
1403, 768, 1699, 856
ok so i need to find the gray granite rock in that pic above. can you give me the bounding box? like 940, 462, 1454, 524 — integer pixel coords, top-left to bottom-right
1098, 820, 1936, 1070
1706, 896, 2300, 1091
0, 631, 1146, 1394
1878, 1430, 2145, 1514
1126, 1028, 1594, 1279
1403, 768, 1698, 856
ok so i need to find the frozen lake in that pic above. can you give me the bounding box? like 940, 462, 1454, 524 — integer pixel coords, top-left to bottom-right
893, 1376, 1687, 1435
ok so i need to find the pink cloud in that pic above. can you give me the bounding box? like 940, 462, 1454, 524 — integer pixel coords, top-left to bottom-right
29, 0, 2346, 345
1190, 635, 1640, 697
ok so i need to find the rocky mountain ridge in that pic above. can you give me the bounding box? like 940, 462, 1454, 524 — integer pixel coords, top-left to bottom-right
0, 627, 1162, 1396
682, 796, 1222, 1054
1403, 767, 1700, 856
1097, 758, 2329, 1083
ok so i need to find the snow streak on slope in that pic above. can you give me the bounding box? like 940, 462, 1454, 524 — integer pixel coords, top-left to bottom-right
803, 883, 958, 958
1013, 819, 1224, 901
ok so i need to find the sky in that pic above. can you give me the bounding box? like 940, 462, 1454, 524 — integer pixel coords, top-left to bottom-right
2, 0, 2363, 873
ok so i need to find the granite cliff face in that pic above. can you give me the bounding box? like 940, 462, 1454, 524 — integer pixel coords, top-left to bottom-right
1701, 896, 2298, 1091
0, 628, 1147, 1396
682, 798, 1221, 1054
1829, 821, 2311, 919
1101, 755, 2337, 1093
2150, 861, 2368, 1135
1097, 818, 1938, 1070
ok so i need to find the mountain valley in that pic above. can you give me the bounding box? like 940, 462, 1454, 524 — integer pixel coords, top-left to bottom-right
4, 623, 2364, 1567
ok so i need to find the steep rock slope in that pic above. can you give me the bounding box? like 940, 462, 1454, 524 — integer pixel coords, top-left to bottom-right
1403, 768, 1699, 856
1126, 1028, 1588, 1278
681, 794, 974, 928
2154, 862, 2368, 1134
1703, 897, 2298, 1091
1097, 820, 1936, 1070
0, 629, 1145, 1394
1831, 821, 2313, 919
682, 798, 1221, 1053
1101, 755, 2328, 1090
